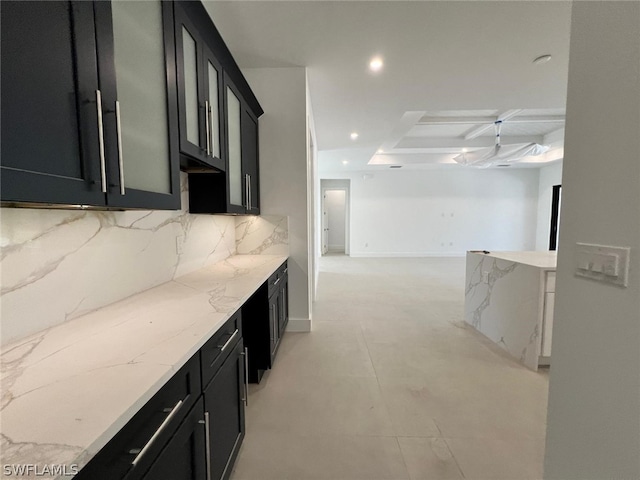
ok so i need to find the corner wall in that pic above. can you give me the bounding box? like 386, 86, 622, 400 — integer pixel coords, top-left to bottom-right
242, 67, 312, 330
544, 2, 640, 478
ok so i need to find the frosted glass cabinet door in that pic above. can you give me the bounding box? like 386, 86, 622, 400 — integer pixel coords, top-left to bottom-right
110, 0, 171, 195
227, 86, 243, 208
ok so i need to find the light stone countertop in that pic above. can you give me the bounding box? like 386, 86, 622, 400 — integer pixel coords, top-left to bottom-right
0, 254, 288, 479
468, 250, 557, 270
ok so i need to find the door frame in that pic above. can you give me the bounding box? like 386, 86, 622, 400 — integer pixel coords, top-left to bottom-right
320, 183, 350, 255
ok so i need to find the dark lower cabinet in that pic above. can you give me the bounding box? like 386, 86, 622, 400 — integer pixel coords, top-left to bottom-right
204, 340, 247, 480
75, 313, 246, 480
141, 398, 207, 480
243, 261, 288, 383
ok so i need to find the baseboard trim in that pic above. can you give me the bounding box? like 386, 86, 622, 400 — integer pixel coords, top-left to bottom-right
286, 317, 311, 332
349, 252, 466, 258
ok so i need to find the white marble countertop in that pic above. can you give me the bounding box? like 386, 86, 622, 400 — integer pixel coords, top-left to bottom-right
468, 250, 557, 270
0, 254, 288, 479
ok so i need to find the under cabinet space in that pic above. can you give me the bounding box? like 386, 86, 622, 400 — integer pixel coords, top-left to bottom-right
1, 0, 181, 210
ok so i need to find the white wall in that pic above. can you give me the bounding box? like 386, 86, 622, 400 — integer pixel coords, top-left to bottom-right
243, 67, 312, 330
321, 168, 539, 256
535, 162, 563, 250
544, 2, 640, 478
325, 190, 346, 251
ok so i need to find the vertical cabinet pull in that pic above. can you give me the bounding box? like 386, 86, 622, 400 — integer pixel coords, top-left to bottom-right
245, 174, 250, 209
129, 400, 183, 466
208, 102, 215, 157
96, 90, 107, 193
204, 411, 212, 480
241, 348, 249, 406
204, 100, 211, 156
115, 101, 125, 195
272, 304, 277, 342
248, 174, 252, 211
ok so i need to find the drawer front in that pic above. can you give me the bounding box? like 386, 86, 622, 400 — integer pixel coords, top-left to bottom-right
76, 355, 201, 480
546, 272, 556, 292
267, 261, 287, 297
201, 310, 242, 389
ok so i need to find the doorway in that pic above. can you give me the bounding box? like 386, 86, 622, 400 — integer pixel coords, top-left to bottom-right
320, 179, 350, 256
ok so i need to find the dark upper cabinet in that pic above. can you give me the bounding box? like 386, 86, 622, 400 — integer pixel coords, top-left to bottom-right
174, 4, 225, 172
1, 1, 181, 210
1, 1, 105, 206
188, 73, 260, 215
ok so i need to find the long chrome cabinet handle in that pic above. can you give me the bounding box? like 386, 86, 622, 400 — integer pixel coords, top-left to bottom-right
130, 399, 183, 466
247, 174, 251, 211
245, 174, 250, 209
204, 411, 212, 480
95, 90, 107, 193
218, 329, 239, 352
205, 100, 211, 156
115, 101, 125, 195
272, 305, 277, 341
209, 102, 215, 157
240, 348, 249, 406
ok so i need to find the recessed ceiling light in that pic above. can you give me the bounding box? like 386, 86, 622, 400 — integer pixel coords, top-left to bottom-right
462, 148, 468, 153
342, 160, 349, 165
350, 132, 359, 140
369, 57, 383, 72
377, 149, 384, 154
533, 54, 552, 65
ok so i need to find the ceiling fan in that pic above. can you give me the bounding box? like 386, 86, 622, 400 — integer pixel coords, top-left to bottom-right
453, 120, 549, 168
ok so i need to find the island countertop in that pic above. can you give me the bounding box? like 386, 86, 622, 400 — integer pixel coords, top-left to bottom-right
0, 254, 288, 479
469, 250, 557, 270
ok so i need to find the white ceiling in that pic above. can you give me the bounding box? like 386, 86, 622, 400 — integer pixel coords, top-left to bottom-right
204, 1, 572, 172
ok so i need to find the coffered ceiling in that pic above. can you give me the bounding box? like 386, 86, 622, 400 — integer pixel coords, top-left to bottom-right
204, 1, 572, 171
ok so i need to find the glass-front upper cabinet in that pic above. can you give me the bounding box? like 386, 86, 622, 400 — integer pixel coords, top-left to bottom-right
95, 0, 180, 209
226, 83, 244, 211
174, 4, 224, 171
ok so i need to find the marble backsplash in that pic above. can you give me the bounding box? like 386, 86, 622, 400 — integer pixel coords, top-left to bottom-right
0, 173, 289, 346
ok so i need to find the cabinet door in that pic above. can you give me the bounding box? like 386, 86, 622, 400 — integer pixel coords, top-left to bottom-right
95, 0, 180, 210
1, 1, 106, 206
140, 398, 207, 480
204, 340, 246, 480
241, 105, 260, 215
279, 275, 289, 333
202, 46, 225, 171
224, 75, 248, 214
542, 292, 555, 357
174, 6, 205, 164
268, 291, 281, 366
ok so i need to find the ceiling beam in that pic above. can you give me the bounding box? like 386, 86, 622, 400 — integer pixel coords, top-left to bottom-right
463, 109, 523, 140
396, 135, 544, 149
417, 114, 565, 126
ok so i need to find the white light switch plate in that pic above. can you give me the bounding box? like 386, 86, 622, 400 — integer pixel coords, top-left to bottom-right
575, 243, 630, 287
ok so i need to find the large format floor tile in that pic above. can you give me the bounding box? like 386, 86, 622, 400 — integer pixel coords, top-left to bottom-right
231, 256, 549, 480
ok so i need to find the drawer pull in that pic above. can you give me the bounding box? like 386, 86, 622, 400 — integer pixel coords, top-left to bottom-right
283, 268, 288, 274
130, 399, 183, 466
273, 277, 281, 286
218, 329, 239, 352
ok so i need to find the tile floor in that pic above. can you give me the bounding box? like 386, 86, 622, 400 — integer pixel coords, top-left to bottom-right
231, 255, 549, 480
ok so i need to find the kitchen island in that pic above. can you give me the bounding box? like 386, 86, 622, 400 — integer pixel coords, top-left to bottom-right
464, 251, 557, 371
